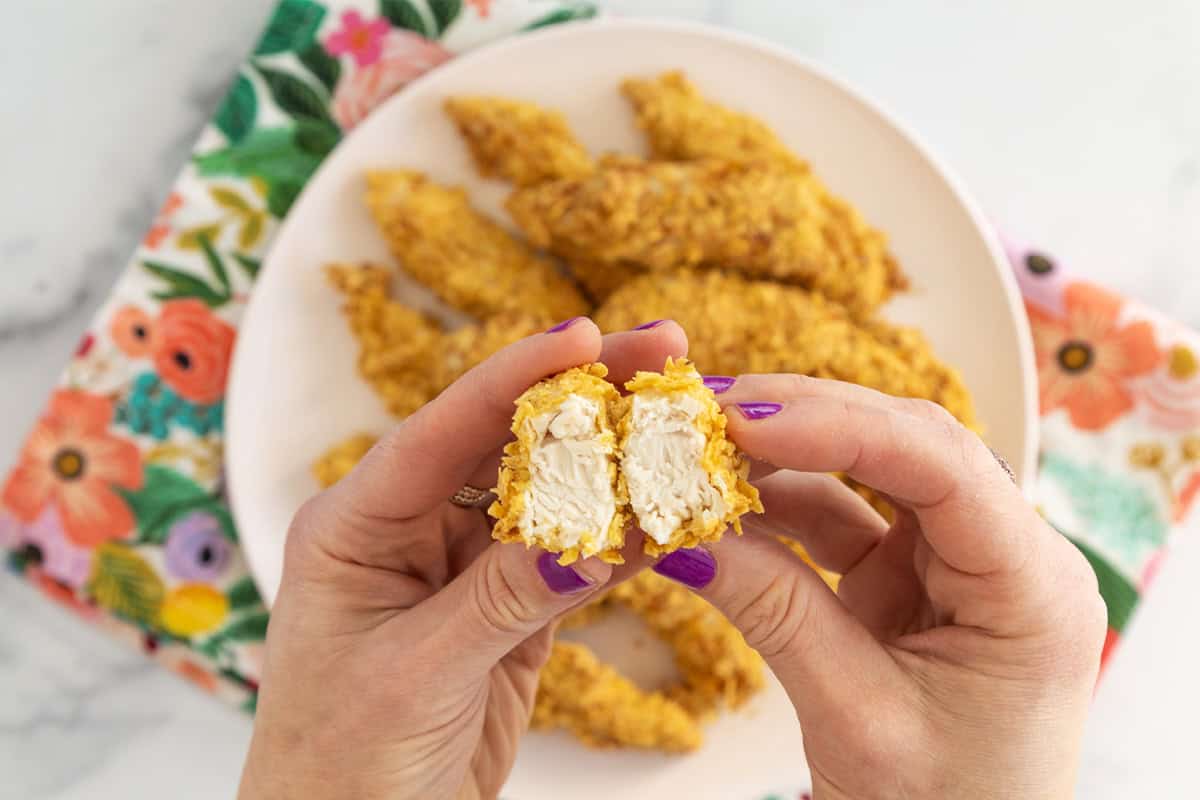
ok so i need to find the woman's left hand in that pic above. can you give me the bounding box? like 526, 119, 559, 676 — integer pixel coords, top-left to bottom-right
238, 318, 684, 800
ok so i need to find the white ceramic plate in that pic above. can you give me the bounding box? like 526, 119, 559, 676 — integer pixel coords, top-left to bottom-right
226, 18, 1038, 799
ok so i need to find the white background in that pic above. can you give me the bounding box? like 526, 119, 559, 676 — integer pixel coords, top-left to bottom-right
1, 1, 1198, 797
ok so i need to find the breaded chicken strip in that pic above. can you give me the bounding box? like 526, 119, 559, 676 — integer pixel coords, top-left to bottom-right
507, 157, 894, 315
608, 572, 764, 719
444, 96, 593, 186
365, 169, 587, 320
594, 270, 978, 428
621, 70, 807, 171
532, 641, 702, 753
569, 259, 645, 305
312, 433, 378, 488
326, 263, 548, 418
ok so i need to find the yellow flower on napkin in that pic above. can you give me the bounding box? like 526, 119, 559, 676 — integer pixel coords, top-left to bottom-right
160, 583, 229, 637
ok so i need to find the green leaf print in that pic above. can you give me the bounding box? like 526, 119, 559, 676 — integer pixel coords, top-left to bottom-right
428, 0, 462, 34
294, 118, 341, 157
88, 543, 166, 626
298, 42, 341, 93
266, 178, 307, 218
142, 261, 229, 307
254, 0, 326, 56
222, 612, 271, 642
227, 576, 264, 611
522, 4, 598, 31
253, 64, 336, 126
198, 234, 232, 296
117, 465, 214, 545
194, 127, 324, 219
232, 253, 262, 281
214, 73, 257, 145
381, 0, 431, 36
1068, 534, 1139, 632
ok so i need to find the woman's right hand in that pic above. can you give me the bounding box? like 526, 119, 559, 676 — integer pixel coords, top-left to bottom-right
653, 375, 1106, 800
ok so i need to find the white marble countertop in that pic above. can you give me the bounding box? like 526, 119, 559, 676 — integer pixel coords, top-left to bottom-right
2, 1, 1199, 797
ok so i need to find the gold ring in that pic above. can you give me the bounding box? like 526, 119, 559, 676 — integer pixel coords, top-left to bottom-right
450, 484, 496, 509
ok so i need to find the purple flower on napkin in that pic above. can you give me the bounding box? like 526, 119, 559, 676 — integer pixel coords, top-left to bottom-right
164, 511, 232, 582
1003, 237, 1067, 316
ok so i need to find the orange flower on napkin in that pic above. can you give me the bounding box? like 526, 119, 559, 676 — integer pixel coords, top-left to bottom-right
1027, 282, 1163, 430
152, 299, 236, 405
2, 390, 142, 547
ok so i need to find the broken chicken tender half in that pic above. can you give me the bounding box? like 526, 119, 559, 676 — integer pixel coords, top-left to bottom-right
490, 364, 628, 565
620, 358, 761, 558
491, 359, 760, 564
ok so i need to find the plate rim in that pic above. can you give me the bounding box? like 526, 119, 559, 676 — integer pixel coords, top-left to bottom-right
226, 16, 1040, 609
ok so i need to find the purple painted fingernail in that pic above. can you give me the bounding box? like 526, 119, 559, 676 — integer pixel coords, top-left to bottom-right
631, 319, 667, 331
735, 402, 783, 420
702, 375, 736, 394
545, 316, 586, 334
653, 548, 717, 590
537, 552, 593, 594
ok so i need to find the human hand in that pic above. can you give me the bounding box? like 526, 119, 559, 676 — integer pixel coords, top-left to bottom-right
652, 375, 1107, 800
238, 317, 686, 800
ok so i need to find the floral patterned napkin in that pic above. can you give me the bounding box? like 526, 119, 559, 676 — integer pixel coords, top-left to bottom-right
1, 2, 1196, 797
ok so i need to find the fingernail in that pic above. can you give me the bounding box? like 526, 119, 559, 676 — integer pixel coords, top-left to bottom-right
545, 316, 586, 334
702, 375, 736, 394
735, 402, 783, 420
631, 319, 667, 331
537, 551, 593, 594
653, 548, 716, 590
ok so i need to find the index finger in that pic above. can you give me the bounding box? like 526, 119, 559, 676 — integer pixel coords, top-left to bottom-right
333, 317, 602, 521
722, 377, 1042, 579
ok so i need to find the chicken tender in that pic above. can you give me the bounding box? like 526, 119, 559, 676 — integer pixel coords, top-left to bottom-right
327, 262, 547, 418
491, 365, 628, 565
507, 157, 894, 315
365, 169, 587, 320
594, 270, 978, 428
312, 433, 378, 488
532, 641, 702, 753
609, 572, 764, 719
569, 259, 646, 305
619, 359, 761, 557
444, 96, 593, 186
621, 70, 807, 171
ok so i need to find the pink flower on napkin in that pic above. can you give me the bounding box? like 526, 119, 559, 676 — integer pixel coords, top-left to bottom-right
468, 0, 493, 18
324, 10, 392, 68
331, 30, 452, 130
0, 505, 92, 589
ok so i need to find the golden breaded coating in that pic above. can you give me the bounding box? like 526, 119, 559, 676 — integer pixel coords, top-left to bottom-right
777, 538, 842, 592
312, 433, 378, 488
326, 262, 442, 418
507, 157, 894, 316
621, 70, 807, 171
444, 96, 593, 186
532, 641, 702, 752
429, 311, 550, 396
327, 263, 547, 417
619, 358, 761, 557
365, 169, 588, 320
594, 270, 978, 429
608, 572, 764, 719
491, 365, 629, 565
568, 259, 646, 305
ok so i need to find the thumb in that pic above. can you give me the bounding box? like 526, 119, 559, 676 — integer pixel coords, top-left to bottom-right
654, 531, 894, 715
413, 543, 612, 675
